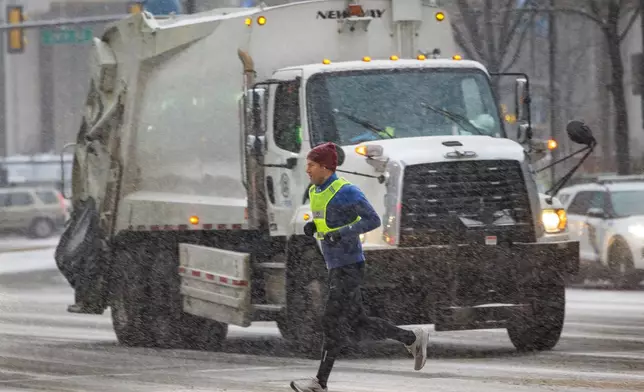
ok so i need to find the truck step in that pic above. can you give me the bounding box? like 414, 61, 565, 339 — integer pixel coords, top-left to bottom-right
252, 304, 284, 312
434, 304, 531, 332
256, 262, 286, 269
251, 304, 285, 322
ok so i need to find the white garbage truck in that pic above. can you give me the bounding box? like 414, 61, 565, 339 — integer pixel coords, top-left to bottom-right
56, 0, 588, 353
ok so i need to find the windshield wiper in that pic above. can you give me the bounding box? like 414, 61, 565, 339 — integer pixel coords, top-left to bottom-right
332, 108, 393, 139
420, 102, 484, 135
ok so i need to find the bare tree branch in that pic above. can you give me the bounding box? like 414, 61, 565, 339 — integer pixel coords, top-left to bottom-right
455, 0, 487, 60
451, 23, 482, 62
498, 0, 518, 53
589, 0, 602, 17
501, 13, 537, 72
529, 7, 605, 26
619, 6, 640, 41
617, 0, 626, 11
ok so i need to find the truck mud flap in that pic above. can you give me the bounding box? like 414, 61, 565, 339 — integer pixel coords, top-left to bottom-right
178, 244, 252, 327
54, 197, 109, 314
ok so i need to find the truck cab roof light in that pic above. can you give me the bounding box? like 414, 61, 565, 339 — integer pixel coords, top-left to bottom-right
417, 54, 427, 60
435, 12, 445, 21
257, 16, 266, 25
362, 56, 371, 62
452, 54, 462, 60
245, 18, 252, 26
390, 55, 399, 61
322, 59, 331, 65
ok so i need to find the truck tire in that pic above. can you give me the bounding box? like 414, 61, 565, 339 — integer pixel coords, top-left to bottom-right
608, 240, 640, 290
147, 239, 228, 350
111, 246, 156, 347
281, 246, 327, 356
507, 274, 566, 352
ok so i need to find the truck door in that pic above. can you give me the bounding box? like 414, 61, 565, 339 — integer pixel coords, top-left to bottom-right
263, 72, 306, 236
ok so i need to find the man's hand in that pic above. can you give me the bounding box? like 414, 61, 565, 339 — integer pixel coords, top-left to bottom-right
304, 222, 317, 237
323, 231, 342, 245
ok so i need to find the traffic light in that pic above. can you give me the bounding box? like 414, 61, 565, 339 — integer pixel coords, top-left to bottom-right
128, 2, 143, 14
6, 5, 25, 54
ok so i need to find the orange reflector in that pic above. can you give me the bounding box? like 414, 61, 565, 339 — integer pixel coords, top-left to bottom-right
362, 56, 371, 62
303, 213, 311, 221
435, 12, 445, 21
390, 55, 399, 61
322, 59, 331, 65
245, 17, 252, 26
452, 54, 462, 60
557, 209, 567, 230
355, 145, 368, 156
257, 16, 266, 25
189, 216, 200, 225
348, 4, 364, 16
417, 54, 427, 60
547, 139, 558, 150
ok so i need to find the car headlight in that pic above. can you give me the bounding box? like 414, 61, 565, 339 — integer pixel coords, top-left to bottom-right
628, 224, 644, 238
541, 208, 567, 233
359, 233, 366, 243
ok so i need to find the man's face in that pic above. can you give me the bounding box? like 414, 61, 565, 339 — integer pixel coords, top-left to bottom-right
306, 159, 330, 185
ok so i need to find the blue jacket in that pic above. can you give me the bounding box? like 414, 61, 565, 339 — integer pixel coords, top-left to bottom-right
314, 173, 381, 269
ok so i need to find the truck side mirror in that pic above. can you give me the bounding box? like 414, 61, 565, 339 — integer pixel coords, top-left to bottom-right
566, 120, 596, 146
514, 77, 531, 124
244, 87, 267, 156
586, 207, 606, 219
517, 123, 532, 144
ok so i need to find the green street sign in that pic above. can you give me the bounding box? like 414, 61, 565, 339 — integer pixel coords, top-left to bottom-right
41, 27, 93, 45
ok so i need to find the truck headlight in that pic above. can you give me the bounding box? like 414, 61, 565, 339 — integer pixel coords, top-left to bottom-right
541, 208, 567, 233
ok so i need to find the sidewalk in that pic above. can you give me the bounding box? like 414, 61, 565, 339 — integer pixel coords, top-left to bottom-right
0, 235, 60, 254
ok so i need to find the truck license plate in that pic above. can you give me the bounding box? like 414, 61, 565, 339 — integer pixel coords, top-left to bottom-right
485, 235, 497, 246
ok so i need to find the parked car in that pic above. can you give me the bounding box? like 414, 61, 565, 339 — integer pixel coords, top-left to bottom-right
556, 174, 644, 288
0, 186, 69, 238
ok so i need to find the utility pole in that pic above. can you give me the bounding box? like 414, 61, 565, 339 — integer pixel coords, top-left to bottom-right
640, 0, 644, 134
548, 0, 557, 186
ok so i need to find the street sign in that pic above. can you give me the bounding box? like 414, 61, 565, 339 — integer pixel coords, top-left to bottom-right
41, 27, 93, 45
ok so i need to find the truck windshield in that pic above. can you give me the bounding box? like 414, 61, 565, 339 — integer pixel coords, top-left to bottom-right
306, 68, 504, 146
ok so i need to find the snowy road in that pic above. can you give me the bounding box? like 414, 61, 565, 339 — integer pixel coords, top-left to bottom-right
0, 249, 643, 391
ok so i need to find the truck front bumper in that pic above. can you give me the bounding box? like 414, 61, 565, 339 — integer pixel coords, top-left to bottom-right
359, 240, 579, 326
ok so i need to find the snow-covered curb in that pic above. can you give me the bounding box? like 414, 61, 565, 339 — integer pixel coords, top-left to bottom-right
0, 236, 59, 254
0, 248, 58, 275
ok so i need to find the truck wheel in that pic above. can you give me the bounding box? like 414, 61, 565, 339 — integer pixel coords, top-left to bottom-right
147, 240, 227, 350
111, 247, 156, 347
282, 247, 327, 356
507, 274, 566, 352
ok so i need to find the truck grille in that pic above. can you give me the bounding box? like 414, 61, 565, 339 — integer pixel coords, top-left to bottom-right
399, 160, 535, 247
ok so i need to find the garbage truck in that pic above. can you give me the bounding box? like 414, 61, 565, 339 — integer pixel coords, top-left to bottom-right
56, 0, 585, 353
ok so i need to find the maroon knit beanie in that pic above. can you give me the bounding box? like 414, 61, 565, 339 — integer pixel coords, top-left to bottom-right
307, 142, 338, 172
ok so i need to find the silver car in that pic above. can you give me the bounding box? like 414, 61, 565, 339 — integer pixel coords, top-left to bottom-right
0, 187, 69, 238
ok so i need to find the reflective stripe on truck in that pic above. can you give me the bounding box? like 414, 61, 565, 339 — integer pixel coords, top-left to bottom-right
126, 223, 248, 231
178, 266, 249, 287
